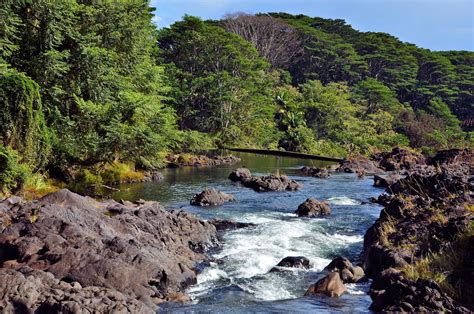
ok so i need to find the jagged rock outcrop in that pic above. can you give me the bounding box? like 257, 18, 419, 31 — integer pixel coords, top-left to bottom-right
295, 198, 331, 217
229, 168, 302, 192
0, 189, 218, 311
190, 188, 235, 207
362, 154, 473, 311
372, 147, 426, 171
300, 166, 330, 178
427, 148, 472, 166
369, 268, 470, 312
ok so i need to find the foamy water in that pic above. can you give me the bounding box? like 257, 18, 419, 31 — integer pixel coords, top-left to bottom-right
115, 152, 383, 312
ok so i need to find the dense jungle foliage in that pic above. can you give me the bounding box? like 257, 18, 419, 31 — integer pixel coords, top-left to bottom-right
0, 1, 472, 194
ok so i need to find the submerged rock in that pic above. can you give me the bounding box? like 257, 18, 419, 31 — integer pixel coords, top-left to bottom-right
277, 256, 310, 269
305, 272, 347, 298
295, 198, 331, 217
300, 166, 330, 178
190, 188, 235, 207
229, 168, 302, 192
0, 189, 218, 311
209, 218, 256, 231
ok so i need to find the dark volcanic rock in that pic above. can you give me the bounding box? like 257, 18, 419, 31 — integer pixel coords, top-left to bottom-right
305, 272, 347, 298
372, 147, 426, 171
229, 168, 302, 192
362, 161, 473, 311
190, 188, 235, 207
324, 256, 352, 272
428, 148, 472, 166
0, 189, 218, 311
276, 256, 310, 269
336, 156, 385, 174
209, 218, 256, 231
295, 198, 331, 217
0, 267, 152, 313
369, 268, 470, 312
229, 168, 252, 182
300, 166, 330, 178
373, 173, 402, 188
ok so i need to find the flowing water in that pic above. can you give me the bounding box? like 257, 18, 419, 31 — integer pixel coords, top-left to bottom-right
113, 152, 383, 313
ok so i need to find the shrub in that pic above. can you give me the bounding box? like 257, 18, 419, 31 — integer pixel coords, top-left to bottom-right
0, 70, 51, 170
180, 130, 215, 152
0, 145, 30, 194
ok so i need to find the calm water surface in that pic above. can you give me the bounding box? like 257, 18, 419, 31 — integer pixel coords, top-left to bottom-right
114, 152, 382, 313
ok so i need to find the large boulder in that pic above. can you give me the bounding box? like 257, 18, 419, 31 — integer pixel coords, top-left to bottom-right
305, 272, 347, 298
337, 156, 385, 174
229, 168, 252, 182
190, 188, 235, 207
295, 198, 331, 217
324, 256, 365, 283
324, 256, 352, 272
300, 166, 330, 178
229, 168, 302, 192
0, 189, 218, 311
245, 174, 302, 192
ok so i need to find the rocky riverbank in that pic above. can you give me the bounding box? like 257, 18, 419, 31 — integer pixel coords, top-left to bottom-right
362, 148, 473, 311
298, 148, 472, 312
167, 154, 241, 168
0, 189, 220, 312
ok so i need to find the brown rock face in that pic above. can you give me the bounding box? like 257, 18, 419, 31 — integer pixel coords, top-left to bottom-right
0, 189, 218, 311
295, 198, 331, 217
190, 188, 235, 207
324, 256, 366, 284
229, 168, 302, 192
305, 272, 347, 298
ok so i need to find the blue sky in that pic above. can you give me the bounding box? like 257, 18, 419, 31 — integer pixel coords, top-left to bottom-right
150, 0, 474, 51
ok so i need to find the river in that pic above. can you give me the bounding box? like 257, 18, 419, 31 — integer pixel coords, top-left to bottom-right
113, 152, 383, 313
